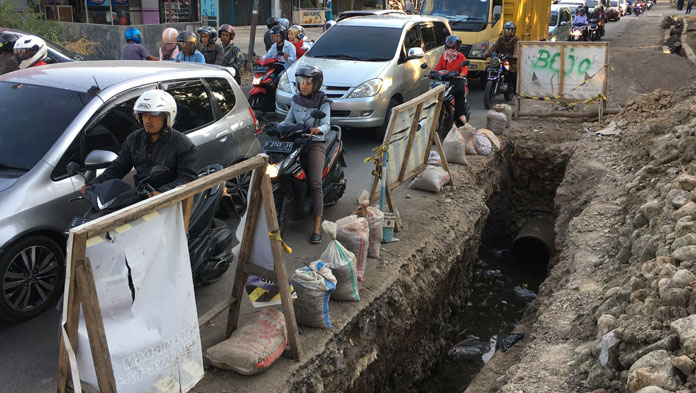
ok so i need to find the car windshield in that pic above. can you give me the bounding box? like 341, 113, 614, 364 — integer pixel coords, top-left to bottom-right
306, 25, 402, 62
420, 0, 489, 31
610, 0, 618, 6
586, 0, 599, 7
0, 82, 92, 170
549, 11, 559, 26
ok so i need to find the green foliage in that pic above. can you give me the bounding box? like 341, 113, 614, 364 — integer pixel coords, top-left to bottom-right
301, 0, 316, 9
0, 0, 63, 41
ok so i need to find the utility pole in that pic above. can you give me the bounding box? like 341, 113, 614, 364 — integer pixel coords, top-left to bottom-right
247, 0, 262, 65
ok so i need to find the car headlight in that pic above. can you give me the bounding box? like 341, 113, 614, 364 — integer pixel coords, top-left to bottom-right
348, 78, 383, 98
470, 41, 489, 58
550, 36, 557, 42
266, 163, 280, 178
278, 72, 292, 93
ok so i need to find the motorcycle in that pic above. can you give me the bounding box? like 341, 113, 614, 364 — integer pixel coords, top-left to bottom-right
261, 110, 347, 232
646, 0, 653, 10
570, 22, 587, 41
67, 156, 235, 285
249, 57, 284, 113
483, 53, 514, 110
633, 2, 642, 15
588, 18, 601, 41
428, 64, 470, 139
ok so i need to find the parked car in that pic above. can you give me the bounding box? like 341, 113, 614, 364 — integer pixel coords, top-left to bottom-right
549, 4, 573, 41
275, 15, 452, 139
336, 9, 406, 22
0, 61, 261, 321
607, 0, 622, 20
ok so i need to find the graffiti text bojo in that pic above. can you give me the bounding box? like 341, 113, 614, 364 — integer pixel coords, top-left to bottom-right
531, 47, 594, 76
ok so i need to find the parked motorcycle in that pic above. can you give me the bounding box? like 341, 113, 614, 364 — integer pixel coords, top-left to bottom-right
570, 22, 587, 41
67, 155, 234, 285
428, 64, 470, 139
249, 57, 284, 113
261, 110, 347, 232
483, 53, 514, 109
588, 18, 601, 41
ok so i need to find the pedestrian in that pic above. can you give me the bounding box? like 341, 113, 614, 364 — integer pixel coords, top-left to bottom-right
678, 0, 684, 10
218, 24, 246, 85
159, 27, 179, 61
687, 0, 693, 13
122, 27, 159, 61
405, 0, 414, 14
197, 26, 224, 65
175, 31, 205, 63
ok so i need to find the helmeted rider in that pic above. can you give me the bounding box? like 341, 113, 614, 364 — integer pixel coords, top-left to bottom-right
175, 31, 205, 63
159, 27, 180, 61
121, 27, 158, 61
288, 25, 309, 58
262, 25, 297, 73
434, 35, 470, 124
484, 21, 520, 93
83, 90, 198, 198
279, 18, 291, 31
197, 25, 224, 65
276, 65, 331, 244
219, 24, 245, 84
13, 35, 48, 69
574, 7, 589, 27
264, 17, 280, 51
323, 20, 336, 31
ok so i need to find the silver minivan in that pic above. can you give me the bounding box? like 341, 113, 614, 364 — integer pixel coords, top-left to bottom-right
0, 61, 261, 321
275, 15, 452, 139
549, 5, 573, 42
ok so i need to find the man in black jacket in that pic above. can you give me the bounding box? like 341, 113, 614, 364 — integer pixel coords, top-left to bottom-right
83, 90, 198, 197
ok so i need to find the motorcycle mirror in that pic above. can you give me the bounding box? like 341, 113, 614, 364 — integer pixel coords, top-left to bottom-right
84, 150, 118, 171
420, 63, 428, 69
66, 161, 82, 176
311, 109, 326, 119
462, 60, 470, 67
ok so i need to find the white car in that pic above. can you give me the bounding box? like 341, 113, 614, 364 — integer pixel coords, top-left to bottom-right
549, 5, 573, 42
619, 0, 628, 15
558, 0, 587, 14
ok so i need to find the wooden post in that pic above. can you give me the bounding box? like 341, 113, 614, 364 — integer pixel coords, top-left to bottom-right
182, 196, 194, 235
75, 258, 117, 393
515, 40, 521, 119
559, 44, 565, 97
226, 166, 266, 338
259, 174, 302, 360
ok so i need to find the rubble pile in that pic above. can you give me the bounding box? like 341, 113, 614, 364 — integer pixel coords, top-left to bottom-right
577, 85, 696, 393
662, 16, 685, 55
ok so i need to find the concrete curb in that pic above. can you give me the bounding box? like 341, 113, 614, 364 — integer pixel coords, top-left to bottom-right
682, 20, 696, 63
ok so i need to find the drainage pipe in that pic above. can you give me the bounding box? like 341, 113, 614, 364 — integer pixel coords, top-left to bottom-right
510, 212, 555, 266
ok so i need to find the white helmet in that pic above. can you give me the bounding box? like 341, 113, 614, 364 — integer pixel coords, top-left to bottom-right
14, 35, 47, 69
133, 90, 178, 130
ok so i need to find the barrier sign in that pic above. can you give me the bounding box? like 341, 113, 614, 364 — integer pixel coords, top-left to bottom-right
518, 41, 609, 103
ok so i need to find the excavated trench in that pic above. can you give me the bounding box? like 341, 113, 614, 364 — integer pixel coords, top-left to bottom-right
283, 134, 576, 393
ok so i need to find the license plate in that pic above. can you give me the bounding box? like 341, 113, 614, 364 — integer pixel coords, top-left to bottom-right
264, 141, 294, 153
469, 64, 478, 70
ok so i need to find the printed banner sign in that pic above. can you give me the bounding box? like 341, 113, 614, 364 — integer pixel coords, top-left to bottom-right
519, 41, 609, 101
201, 0, 217, 17
76, 203, 203, 393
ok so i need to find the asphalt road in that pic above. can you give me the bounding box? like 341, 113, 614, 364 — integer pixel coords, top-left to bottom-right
0, 16, 635, 392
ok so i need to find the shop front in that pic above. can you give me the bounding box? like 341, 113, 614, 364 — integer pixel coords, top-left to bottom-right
292, 0, 327, 25
42, 0, 197, 24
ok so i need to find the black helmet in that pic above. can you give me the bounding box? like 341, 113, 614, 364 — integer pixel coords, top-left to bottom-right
503, 21, 516, 31
197, 26, 217, 44
266, 16, 280, 29
176, 31, 197, 44
269, 25, 286, 41
295, 64, 323, 95
445, 35, 462, 51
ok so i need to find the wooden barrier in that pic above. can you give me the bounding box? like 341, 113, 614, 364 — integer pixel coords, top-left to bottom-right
57, 154, 301, 393
368, 84, 453, 231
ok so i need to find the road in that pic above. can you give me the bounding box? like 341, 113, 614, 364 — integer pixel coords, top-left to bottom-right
0, 17, 634, 392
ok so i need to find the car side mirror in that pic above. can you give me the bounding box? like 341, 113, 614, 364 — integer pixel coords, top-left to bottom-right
407, 47, 425, 60
493, 5, 502, 22
84, 150, 118, 171
311, 109, 326, 119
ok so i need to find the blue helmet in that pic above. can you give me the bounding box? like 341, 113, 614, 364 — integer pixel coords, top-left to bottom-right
125, 27, 142, 44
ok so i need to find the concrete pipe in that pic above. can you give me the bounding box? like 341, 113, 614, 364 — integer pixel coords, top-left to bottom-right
510, 212, 555, 267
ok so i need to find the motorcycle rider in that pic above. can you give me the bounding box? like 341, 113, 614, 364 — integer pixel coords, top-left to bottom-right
262, 25, 297, 77
288, 25, 309, 58
434, 35, 470, 124
573, 7, 589, 38
484, 21, 519, 93
175, 31, 205, 63
81, 90, 198, 198
159, 27, 180, 61
12, 35, 48, 69
277, 65, 331, 244
121, 27, 159, 61
198, 26, 224, 65
219, 24, 246, 85
265, 17, 280, 51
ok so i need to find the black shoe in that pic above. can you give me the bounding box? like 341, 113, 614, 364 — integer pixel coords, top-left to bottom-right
310, 232, 322, 244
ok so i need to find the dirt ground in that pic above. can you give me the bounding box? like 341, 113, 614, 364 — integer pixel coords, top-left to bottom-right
466, 5, 696, 393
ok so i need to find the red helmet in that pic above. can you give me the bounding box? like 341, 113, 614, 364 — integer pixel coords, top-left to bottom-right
219, 24, 235, 40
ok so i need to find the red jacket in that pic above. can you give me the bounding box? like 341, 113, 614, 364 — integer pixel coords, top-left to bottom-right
32, 60, 47, 67
293, 42, 306, 58
434, 53, 468, 76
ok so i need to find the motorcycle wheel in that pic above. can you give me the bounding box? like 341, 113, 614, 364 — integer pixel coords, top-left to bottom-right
484, 80, 496, 110
503, 82, 514, 102
249, 94, 263, 111
218, 170, 251, 219
438, 102, 454, 140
